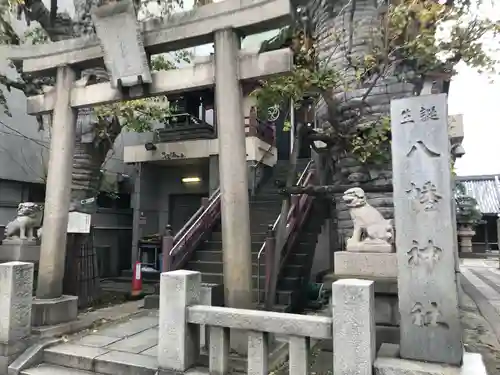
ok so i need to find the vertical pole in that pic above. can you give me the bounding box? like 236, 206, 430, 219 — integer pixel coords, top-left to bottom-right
162, 225, 174, 272
497, 216, 500, 269
131, 162, 142, 269
290, 98, 295, 157
264, 224, 276, 309
214, 28, 253, 311
37, 66, 76, 299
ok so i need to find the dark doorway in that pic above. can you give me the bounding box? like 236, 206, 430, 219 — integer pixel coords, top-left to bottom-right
296, 122, 312, 159
273, 104, 312, 161
273, 104, 291, 160
169, 194, 207, 234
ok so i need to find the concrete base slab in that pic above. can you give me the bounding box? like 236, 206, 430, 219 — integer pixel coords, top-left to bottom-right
0, 242, 40, 263
334, 251, 397, 278
32, 295, 78, 327
374, 343, 487, 375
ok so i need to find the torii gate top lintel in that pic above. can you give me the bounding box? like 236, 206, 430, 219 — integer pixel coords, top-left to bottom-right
3, 0, 292, 77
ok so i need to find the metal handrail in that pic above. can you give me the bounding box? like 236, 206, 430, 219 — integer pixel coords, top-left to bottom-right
170, 188, 221, 256
172, 187, 220, 244
169, 144, 274, 261
256, 159, 313, 261
256, 159, 313, 303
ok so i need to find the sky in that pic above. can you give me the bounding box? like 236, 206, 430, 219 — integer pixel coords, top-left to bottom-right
448, 1, 500, 177
450, 64, 500, 177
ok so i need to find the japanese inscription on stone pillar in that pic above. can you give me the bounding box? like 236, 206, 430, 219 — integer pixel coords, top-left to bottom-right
92, 0, 152, 89
391, 94, 463, 366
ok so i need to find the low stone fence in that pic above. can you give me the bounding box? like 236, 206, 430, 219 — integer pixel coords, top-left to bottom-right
0, 261, 34, 374
158, 270, 376, 374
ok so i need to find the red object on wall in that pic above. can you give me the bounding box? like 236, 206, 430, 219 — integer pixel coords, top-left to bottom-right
131, 261, 143, 297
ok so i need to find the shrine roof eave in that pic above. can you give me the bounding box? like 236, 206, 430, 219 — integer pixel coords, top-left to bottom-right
456, 175, 500, 215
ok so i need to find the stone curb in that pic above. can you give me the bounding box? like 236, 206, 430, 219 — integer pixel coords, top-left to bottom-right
8, 337, 63, 375
460, 274, 500, 344
32, 300, 144, 338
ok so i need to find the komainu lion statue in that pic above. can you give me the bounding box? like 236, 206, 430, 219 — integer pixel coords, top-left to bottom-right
4, 202, 43, 241
342, 187, 394, 253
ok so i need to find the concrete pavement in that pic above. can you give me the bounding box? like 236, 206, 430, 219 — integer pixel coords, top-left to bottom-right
460, 258, 500, 343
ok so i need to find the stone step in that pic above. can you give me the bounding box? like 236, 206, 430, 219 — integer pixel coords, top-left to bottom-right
200, 240, 265, 251
188, 260, 305, 279
194, 250, 273, 263
249, 201, 282, 209
209, 232, 268, 243
187, 261, 269, 274
21, 363, 103, 375
250, 194, 283, 201
196, 272, 300, 291
43, 343, 158, 375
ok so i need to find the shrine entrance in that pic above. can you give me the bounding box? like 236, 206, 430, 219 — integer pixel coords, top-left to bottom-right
4, 0, 293, 336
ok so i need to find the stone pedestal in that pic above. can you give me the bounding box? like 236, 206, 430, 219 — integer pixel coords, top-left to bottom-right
0, 262, 34, 373
374, 343, 487, 375
324, 272, 400, 349
458, 226, 475, 253
31, 295, 78, 327
0, 239, 40, 263
334, 251, 397, 278
331, 250, 399, 348
332, 279, 376, 375
346, 241, 393, 253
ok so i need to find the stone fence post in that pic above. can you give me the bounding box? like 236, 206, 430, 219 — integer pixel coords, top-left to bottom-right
332, 279, 376, 375
0, 261, 34, 373
158, 270, 201, 372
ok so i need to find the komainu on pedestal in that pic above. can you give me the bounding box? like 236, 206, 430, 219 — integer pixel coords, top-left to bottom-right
342, 187, 394, 253
4, 202, 43, 242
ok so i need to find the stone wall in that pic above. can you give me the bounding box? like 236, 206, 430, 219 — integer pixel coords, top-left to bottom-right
311, 0, 415, 244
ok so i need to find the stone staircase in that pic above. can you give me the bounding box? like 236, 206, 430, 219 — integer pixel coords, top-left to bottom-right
186, 159, 322, 312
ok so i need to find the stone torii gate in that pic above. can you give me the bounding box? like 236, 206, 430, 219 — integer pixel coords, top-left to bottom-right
3, 0, 293, 328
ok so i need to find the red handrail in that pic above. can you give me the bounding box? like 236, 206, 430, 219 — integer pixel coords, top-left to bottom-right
257, 160, 316, 308
163, 188, 221, 271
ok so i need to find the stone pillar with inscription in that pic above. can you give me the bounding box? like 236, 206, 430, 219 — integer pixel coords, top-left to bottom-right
375, 94, 469, 374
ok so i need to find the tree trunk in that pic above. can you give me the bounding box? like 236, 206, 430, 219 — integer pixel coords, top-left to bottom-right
20, 0, 124, 306
312, 0, 415, 242
63, 112, 120, 306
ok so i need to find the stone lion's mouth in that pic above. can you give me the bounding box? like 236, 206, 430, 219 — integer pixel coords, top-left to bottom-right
343, 195, 355, 204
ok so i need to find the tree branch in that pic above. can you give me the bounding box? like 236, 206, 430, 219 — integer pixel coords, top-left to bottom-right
0, 75, 29, 94
281, 184, 393, 196
23, 0, 74, 41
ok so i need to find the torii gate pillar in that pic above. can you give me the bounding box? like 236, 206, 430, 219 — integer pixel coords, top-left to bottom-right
214, 28, 253, 351
33, 66, 78, 326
